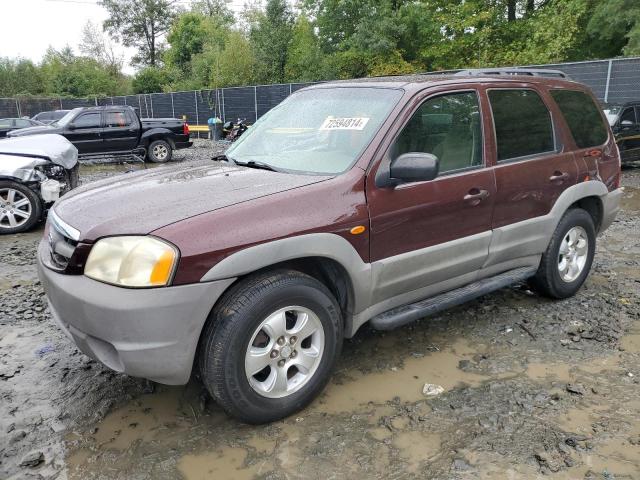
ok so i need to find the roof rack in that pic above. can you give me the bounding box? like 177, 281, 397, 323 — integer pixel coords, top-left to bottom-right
454, 68, 569, 79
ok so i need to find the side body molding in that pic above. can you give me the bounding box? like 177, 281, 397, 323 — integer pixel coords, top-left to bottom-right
484, 180, 610, 269
200, 233, 373, 314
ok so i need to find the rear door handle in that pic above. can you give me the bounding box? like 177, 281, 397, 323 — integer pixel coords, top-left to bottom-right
549, 171, 569, 182
464, 188, 489, 205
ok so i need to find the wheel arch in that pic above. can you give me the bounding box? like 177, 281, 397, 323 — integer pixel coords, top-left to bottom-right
140, 129, 175, 148
199, 233, 373, 337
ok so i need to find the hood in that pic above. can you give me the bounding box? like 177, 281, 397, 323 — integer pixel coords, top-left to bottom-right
8, 124, 60, 137
54, 163, 330, 241
0, 134, 78, 170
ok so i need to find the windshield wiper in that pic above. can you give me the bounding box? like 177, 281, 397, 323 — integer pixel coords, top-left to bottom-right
234, 160, 280, 172
212, 154, 235, 163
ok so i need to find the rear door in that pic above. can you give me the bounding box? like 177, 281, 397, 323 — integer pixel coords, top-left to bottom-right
102, 109, 139, 152
65, 111, 103, 154
485, 86, 578, 267
367, 88, 496, 304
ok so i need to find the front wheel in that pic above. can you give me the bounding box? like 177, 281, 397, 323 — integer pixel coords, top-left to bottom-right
199, 270, 343, 424
530, 208, 596, 299
147, 140, 172, 163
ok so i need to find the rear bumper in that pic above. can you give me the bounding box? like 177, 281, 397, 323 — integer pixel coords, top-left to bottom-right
174, 140, 193, 150
600, 188, 623, 233
37, 240, 234, 385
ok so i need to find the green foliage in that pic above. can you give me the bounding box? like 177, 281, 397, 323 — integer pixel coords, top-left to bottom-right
132, 66, 170, 93
2, 0, 640, 99
249, 0, 294, 84
99, 0, 178, 67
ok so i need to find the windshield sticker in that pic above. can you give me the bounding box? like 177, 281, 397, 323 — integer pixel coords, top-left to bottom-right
320, 117, 370, 131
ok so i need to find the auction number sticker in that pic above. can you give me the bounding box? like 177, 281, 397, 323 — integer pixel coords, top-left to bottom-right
320, 117, 370, 131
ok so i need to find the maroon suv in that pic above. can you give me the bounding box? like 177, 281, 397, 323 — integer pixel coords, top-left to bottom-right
38, 70, 622, 423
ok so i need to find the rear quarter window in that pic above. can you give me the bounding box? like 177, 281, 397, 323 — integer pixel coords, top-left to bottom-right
488, 89, 555, 161
550, 90, 608, 148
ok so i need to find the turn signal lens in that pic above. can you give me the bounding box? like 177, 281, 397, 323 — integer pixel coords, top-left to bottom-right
85, 236, 178, 288
350, 225, 366, 235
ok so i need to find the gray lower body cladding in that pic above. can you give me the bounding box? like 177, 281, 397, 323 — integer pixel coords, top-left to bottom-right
37, 240, 235, 385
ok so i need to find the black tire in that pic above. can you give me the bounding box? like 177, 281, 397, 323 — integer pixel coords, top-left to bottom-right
0, 181, 42, 234
529, 208, 596, 299
199, 270, 343, 424
147, 139, 172, 163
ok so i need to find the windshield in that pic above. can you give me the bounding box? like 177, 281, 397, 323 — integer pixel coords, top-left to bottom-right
226, 87, 403, 175
52, 108, 81, 128
603, 106, 622, 126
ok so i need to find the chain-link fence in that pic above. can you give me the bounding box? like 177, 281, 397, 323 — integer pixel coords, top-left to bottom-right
2, 57, 639, 126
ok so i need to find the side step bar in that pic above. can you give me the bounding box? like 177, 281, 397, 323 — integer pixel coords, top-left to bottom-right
369, 267, 538, 331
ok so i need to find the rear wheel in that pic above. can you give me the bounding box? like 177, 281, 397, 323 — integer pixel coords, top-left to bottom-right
199, 270, 342, 424
530, 208, 596, 299
147, 140, 172, 163
0, 181, 41, 234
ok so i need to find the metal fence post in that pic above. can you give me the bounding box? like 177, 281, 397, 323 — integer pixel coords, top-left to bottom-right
150, 94, 154, 118
221, 89, 226, 122
254, 86, 258, 122
170, 92, 175, 118
59, 98, 63, 109
94, 96, 98, 106
289, 83, 292, 95
194, 90, 199, 125
16, 98, 20, 117
604, 59, 613, 103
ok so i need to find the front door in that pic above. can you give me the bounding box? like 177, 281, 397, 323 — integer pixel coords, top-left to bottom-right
65, 111, 103, 154
367, 89, 495, 304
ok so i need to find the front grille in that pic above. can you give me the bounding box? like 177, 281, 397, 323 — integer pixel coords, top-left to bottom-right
47, 222, 77, 270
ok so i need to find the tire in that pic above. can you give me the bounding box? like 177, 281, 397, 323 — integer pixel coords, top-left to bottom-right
529, 208, 596, 299
199, 270, 343, 424
147, 140, 172, 163
0, 181, 42, 234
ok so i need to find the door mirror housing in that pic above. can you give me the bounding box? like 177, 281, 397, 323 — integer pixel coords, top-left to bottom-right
390, 152, 439, 183
67, 123, 76, 131
620, 119, 635, 128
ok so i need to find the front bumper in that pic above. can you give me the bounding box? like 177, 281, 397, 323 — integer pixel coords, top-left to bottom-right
37, 240, 235, 385
600, 187, 623, 233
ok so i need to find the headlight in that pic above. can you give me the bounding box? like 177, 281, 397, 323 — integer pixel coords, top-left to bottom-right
84, 236, 179, 287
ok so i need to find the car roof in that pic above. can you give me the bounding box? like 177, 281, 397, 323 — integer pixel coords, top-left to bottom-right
309, 72, 585, 93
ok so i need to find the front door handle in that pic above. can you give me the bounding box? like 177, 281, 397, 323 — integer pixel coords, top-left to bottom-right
549, 171, 569, 182
464, 188, 489, 205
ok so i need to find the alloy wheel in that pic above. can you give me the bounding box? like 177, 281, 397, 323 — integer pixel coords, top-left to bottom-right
245, 306, 325, 399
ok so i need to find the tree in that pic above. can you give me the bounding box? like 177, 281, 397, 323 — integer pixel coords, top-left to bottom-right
285, 15, 332, 81
100, 0, 178, 67
588, 0, 640, 55
165, 12, 228, 74
192, 0, 235, 26
249, 0, 294, 83
79, 21, 124, 74
132, 66, 170, 93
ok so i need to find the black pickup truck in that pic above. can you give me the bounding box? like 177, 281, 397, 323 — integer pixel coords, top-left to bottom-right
8, 106, 192, 163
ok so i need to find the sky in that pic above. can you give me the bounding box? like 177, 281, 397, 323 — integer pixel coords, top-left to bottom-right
0, 0, 256, 75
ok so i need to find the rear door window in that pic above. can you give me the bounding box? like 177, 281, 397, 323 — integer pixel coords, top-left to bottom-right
550, 90, 608, 148
488, 89, 555, 161
105, 111, 130, 128
74, 112, 101, 129
620, 107, 636, 125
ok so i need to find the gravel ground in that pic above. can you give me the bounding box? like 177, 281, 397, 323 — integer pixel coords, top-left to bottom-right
1, 143, 639, 480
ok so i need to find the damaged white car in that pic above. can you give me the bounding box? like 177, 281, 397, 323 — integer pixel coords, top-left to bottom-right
0, 134, 78, 234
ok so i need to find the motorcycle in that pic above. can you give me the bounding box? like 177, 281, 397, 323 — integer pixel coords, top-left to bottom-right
222, 118, 249, 142
0, 134, 79, 234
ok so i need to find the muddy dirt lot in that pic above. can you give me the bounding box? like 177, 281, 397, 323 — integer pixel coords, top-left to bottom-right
1, 142, 639, 479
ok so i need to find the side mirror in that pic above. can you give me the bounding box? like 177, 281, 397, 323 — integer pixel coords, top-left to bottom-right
620, 120, 634, 128
67, 123, 76, 131
390, 152, 439, 183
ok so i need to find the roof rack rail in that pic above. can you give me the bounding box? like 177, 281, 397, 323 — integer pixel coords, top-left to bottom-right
454, 68, 569, 79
